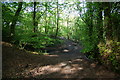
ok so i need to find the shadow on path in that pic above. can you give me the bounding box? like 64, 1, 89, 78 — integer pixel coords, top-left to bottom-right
2, 40, 120, 79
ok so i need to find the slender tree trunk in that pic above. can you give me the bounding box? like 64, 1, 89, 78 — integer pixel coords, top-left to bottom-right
67, 18, 69, 39
10, 2, 23, 40
111, 2, 119, 41
45, 2, 48, 34
33, 2, 37, 32
87, 3, 93, 42
97, 3, 103, 42
104, 2, 112, 43
55, 0, 59, 38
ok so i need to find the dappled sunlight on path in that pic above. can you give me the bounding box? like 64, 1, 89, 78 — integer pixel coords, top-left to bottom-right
2, 41, 120, 78
23, 57, 117, 78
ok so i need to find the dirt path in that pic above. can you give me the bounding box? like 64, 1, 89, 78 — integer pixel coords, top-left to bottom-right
2, 39, 120, 79
47, 37, 88, 60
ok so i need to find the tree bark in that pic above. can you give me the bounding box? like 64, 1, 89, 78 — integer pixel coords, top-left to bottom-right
87, 3, 93, 42
33, 2, 37, 32
97, 3, 103, 42
55, 0, 59, 38
104, 2, 113, 43
44, 2, 48, 34
10, 2, 23, 40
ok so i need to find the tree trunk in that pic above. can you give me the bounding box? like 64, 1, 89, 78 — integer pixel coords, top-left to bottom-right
10, 2, 23, 40
87, 3, 93, 42
55, 0, 59, 38
97, 3, 103, 43
67, 18, 69, 39
104, 2, 113, 43
33, 2, 37, 32
45, 2, 48, 34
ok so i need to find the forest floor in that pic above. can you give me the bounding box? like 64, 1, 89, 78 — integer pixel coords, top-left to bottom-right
2, 38, 120, 79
